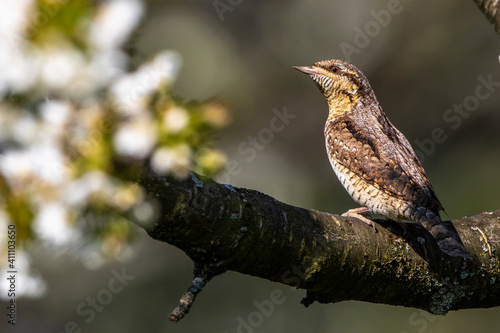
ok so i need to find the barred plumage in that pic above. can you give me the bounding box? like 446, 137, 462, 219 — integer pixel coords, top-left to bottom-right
295, 59, 441, 224
294, 59, 470, 258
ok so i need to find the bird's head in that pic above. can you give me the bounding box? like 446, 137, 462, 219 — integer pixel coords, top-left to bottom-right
294, 59, 376, 118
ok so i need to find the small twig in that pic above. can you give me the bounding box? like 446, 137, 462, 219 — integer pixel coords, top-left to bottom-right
168, 265, 215, 323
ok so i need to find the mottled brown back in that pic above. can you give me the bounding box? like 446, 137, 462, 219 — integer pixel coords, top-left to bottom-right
325, 103, 443, 213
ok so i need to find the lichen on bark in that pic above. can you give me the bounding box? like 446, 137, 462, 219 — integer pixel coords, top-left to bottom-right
133, 171, 500, 321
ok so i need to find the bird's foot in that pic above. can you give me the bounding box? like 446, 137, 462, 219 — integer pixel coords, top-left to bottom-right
342, 207, 377, 232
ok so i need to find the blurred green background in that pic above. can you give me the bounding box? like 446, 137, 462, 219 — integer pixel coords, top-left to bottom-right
14, 0, 500, 332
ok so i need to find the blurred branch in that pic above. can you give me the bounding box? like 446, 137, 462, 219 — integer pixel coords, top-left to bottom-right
474, 0, 500, 34
135, 171, 500, 322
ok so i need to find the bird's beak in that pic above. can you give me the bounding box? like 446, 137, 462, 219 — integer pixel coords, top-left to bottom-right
293, 65, 322, 76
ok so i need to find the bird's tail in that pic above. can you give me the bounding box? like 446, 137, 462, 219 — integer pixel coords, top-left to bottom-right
418, 212, 471, 259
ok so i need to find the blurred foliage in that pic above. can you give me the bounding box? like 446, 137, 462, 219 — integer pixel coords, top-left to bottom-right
0, 0, 229, 275
29, 0, 96, 47
1, 0, 499, 332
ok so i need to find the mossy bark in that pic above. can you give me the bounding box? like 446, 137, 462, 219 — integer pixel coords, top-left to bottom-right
136, 171, 500, 320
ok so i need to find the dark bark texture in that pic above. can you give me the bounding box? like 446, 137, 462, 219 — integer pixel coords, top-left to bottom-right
135, 171, 500, 322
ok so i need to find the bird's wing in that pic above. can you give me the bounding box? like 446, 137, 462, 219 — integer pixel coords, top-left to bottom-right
325, 106, 443, 212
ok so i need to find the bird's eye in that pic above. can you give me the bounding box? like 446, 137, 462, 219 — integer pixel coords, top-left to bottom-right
330, 66, 339, 73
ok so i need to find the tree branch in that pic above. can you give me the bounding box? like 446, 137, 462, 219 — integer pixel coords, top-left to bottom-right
135, 171, 500, 322
474, 0, 500, 35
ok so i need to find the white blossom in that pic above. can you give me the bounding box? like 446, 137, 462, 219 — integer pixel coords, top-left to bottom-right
0, 0, 33, 39
0, 251, 47, 300
40, 100, 73, 140
113, 115, 157, 158
33, 202, 79, 245
0, 145, 67, 186
111, 51, 182, 116
151, 144, 191, 177
64, 171, 117, 208
163, 107, 189, 133
88, 0, 144, 51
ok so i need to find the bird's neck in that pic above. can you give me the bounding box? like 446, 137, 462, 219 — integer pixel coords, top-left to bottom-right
326, 89, 381, 122
326, 92, 360, 121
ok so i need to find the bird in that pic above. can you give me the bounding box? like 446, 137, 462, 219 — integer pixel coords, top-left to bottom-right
294, 59, 469, 258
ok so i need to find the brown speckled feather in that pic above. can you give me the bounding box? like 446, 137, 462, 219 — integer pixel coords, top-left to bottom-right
295, 59, 472, 258
325, 103, 443, 213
